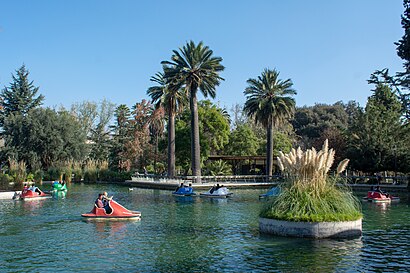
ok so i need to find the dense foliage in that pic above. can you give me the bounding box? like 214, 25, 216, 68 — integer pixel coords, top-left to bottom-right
243, 68, 296, 176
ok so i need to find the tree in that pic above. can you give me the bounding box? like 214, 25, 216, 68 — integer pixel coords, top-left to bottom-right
347, 84, 407, 172
129, 99, 153, 170
0, 65, 44, 126
244, 68, 296, 177
70, 101, 98, 136
225, 124, 259, 156
1, 108, 87, 169
175, 100, 230, 174
147, 107, 166, 173
396, 0, 410, 73
162, 41, 224, 182
291, 102, 351, 162
88, 99, 116, 161
110, 104, 132, 171
147, 71, 187, 177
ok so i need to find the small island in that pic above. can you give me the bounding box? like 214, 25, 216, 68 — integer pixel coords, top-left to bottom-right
259, 140, 363, 238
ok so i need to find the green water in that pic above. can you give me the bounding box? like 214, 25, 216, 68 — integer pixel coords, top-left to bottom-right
0, 184, 409, 272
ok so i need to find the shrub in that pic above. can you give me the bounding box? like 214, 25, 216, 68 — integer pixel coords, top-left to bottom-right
261, 140, 362, 222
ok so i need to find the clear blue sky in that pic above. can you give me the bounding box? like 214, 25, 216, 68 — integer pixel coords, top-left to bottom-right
0, 0, 405, 110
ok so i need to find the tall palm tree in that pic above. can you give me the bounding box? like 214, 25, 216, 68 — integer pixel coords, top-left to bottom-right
162, 41, 224, 182
147, 71, 186, 177
243, 68, 296, 177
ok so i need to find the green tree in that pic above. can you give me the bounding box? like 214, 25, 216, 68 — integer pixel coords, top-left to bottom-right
244, 68, 296, 177
110, 104, 132, 171
88, 99, 116, 161
0, 65, 44, 126
225, 124, 259, 156
162, 41, 224, 182
347, 84, 407, 172
175, 100, 230, 174
70, 101, 98, 136
147, 107, 166, 173
396, 0, 410, 73
291, 102, 352, 162
2, 108, 87, 169
147, 71, 187, 177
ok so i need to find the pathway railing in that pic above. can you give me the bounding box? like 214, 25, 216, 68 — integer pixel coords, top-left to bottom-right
131, 174, 282, 184
131, 174, 409, 186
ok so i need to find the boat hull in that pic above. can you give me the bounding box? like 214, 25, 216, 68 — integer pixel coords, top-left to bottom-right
81, 200, 141, 220
364, 191, 399, 203
20, 188, 51, 200
199, 193, 232, 198
200, 187, 233, 198
172, 192, 196, 197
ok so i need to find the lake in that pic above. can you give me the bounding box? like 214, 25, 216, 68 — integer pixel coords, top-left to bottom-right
0, 183, 409, 272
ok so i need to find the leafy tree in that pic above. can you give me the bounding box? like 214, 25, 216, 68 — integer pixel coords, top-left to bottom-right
2, 108, 87, 169
244, 68, 296, 177
175, 100, 230, 174
129, 99, 153, 170
162, 41, 224, 182
396, 0, 410, 73
70, 101, 98, 135
291, 102, 353, 162
347, 84, 407, 172
147, 107, 166, 173
225, 124, 259, 156
147, 71, 187, 177
88, 99, 116, 161
110, 104, 132, 171
370, 1, 410, 121
0, 65, 44, 126
230, 103, 248, 129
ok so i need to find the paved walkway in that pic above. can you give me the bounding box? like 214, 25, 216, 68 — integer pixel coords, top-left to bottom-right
123, 179, 408, 192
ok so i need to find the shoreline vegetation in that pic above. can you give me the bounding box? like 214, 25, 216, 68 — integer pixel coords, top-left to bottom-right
2, 1, 410, 191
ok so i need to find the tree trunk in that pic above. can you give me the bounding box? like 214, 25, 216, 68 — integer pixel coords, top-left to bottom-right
190, 91, 201, 183
168, 109, 176, 177
266, 118, 274, 178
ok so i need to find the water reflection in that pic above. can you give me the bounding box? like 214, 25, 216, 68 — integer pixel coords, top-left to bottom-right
86, 220, 130, 239
52, 190, 66, 199
173, 195, 195, 203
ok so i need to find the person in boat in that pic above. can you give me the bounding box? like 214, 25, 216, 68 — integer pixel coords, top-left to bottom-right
102, 192, 113, 207
95, 194, 105, 208
375, 185, 383, 194
175, 183, 184, 192
215, 184, 221, 191
29, 185, 41, 194
210, 185, 216, 194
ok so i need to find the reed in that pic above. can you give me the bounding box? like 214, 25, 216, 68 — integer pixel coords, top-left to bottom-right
261, 140, 362, 222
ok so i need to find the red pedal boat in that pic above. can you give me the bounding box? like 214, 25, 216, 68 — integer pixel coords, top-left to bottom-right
363, 191, 400, 203
19, 187, 51, 200
81, 199, 141, 220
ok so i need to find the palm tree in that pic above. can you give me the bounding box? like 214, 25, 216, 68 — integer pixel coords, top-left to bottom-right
162, 41, 224, 182
243, 68, 296, 177
147, 71, 186, 177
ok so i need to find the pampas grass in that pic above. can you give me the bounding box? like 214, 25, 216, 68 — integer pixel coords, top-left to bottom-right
261, 140, 362, 222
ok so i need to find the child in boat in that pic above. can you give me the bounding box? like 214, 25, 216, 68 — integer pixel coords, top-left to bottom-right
102, 192, 113, 205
